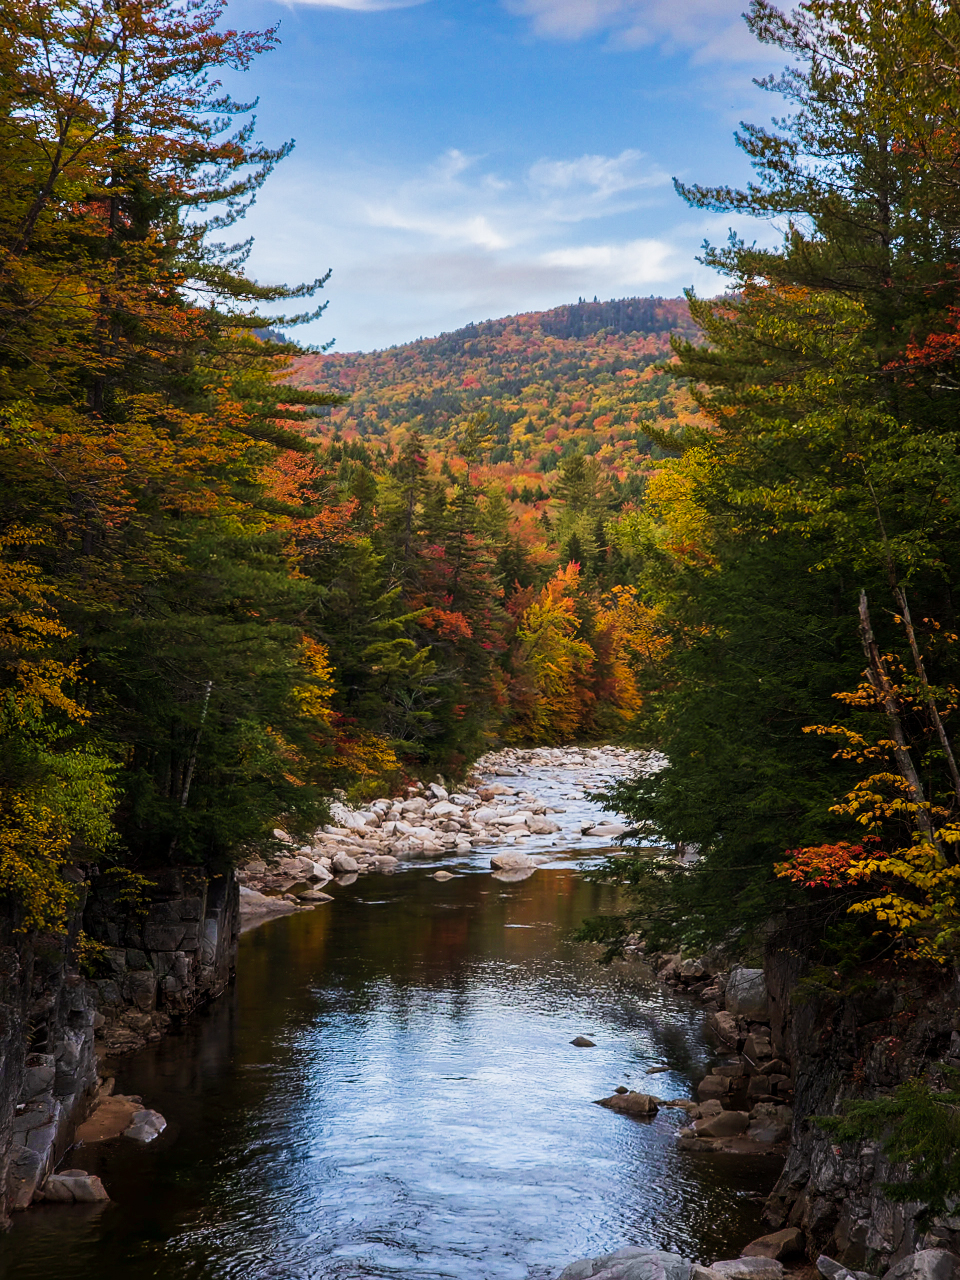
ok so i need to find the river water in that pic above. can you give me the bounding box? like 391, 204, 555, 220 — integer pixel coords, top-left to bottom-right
2, 754, 778, 1280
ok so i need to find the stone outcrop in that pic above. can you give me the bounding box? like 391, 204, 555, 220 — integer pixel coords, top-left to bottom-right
558, 1247, 692, 1280
84, 867, 239, 1057
1, 865, 238, 1219
761, 916, 960, 1271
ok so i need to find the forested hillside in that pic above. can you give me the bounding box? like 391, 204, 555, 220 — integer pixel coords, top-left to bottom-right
289, 296, 701, 491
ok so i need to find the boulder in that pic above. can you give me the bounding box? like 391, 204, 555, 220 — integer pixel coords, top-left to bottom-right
881, 1253, 960, 1280
433, 870, 454, 881
124, 1108, 166, 1142
42, 1171, 110, 1203
725, 968, 769, 1019
332, 851, 360, 874
429, 801, 462, 819
570, 1035, 596, 1047
473, 807, 500, 823
558, 1247, 691, 1280
595, 1091, 660, 1117
7, 1145, 45, 1209
298, 890, 334, 902
707, 1261, 784, 1280
707, 1010, 740, 1045
589, 823, 628, 839
401, 798, 428, 816
746, 1116, 790, 1144
743, 1033, 773, 1062
697, 1074, 730, 1101
818, 1258, 878, 1280
741, 1229, 804, 1261
694, 1109, 749, 1138
238, 885, 298, 917
490, 851, 536, 871
528, 817, 561, 834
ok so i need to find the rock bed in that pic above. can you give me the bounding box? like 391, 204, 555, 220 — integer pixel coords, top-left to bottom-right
612, 946, 797, 1157
239, 744, 654, 923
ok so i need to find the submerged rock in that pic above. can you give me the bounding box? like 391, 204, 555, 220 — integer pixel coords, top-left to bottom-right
594, 1091, 659, 1117
123, 1109, 166, 1142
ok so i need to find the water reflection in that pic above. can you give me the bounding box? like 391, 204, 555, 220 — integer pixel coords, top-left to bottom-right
2, 869, 778, 1280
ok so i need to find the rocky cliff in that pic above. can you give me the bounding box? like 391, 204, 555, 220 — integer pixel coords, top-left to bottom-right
0, 865, 239, 1221
763, 919, 960, 1270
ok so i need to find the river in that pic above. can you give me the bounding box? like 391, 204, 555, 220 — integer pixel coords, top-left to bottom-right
1, 752, 778, 1280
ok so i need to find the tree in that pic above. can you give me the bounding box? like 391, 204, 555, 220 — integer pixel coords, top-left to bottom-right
582, 0, 960, 951
0, 0, 344, 916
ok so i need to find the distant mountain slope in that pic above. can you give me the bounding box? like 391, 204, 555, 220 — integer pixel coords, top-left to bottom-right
289, 296, 704, 486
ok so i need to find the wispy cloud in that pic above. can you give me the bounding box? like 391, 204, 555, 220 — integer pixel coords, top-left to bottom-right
356, 147, 672, 253
504, 0, 760, 61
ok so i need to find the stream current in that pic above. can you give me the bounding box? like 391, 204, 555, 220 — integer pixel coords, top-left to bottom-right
2, 752, 778, 1280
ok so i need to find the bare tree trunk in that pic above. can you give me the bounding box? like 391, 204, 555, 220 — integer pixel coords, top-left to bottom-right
168, 680, 212, 860
892, 585, 960, 811
858, 591, 940, 850
180, 680, 213, 808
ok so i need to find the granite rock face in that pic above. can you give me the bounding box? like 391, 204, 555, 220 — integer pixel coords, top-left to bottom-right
0, 902, 100, 1221
1, 866, 239, 1218
762, 917, 960, 1271
85, 868, 239, 1057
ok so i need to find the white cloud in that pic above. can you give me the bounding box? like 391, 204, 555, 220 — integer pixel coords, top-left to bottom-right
529, 149, 668, 198
541, 237, 679, 283
504, 0, 760, 61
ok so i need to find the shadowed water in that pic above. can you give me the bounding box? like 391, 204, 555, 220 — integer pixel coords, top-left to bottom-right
1, 863, 778, 1280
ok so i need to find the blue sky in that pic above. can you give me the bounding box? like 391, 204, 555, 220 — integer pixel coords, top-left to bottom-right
226, 0, 784, 351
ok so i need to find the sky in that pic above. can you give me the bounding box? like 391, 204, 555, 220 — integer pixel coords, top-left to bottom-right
223, 0, 786, 351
